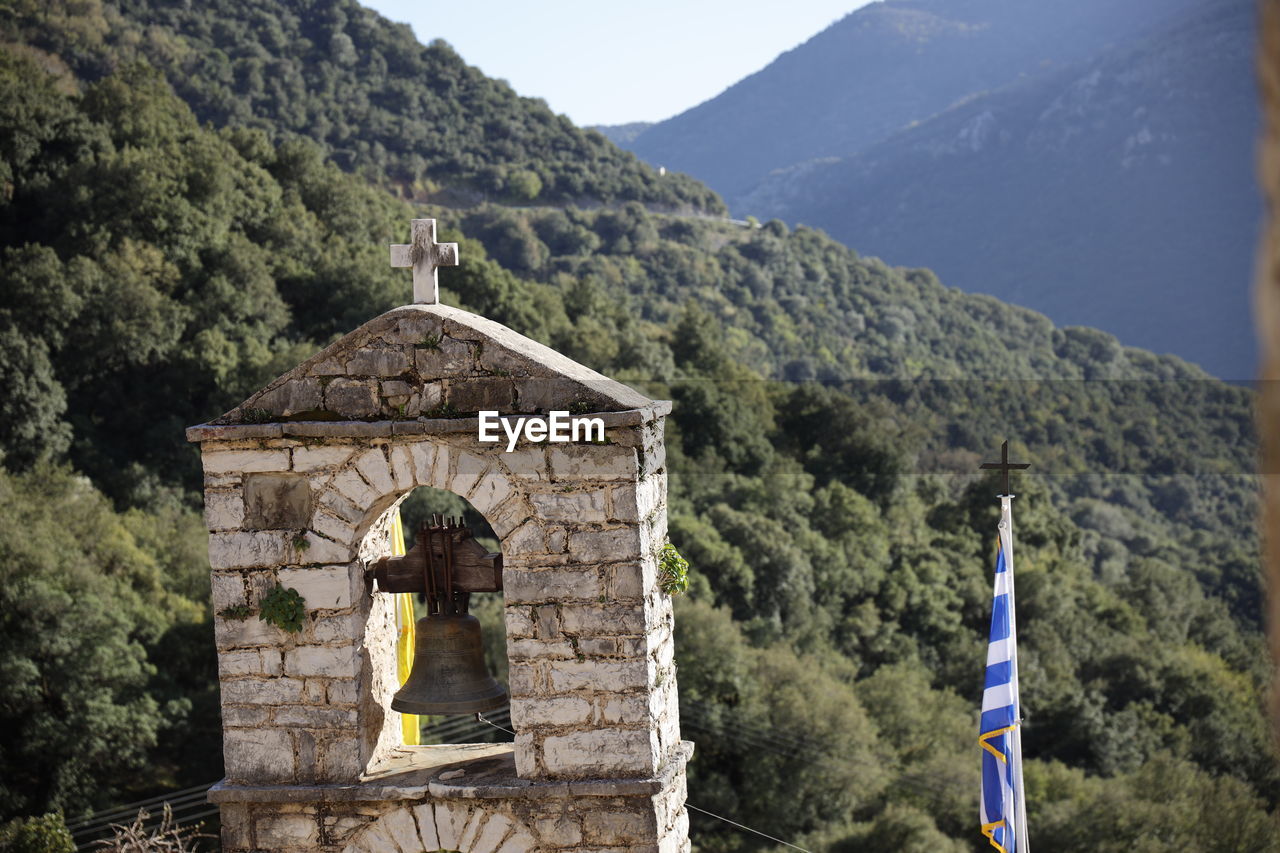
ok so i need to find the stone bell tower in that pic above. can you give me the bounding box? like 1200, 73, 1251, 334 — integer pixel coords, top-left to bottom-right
187, 220, 689, 852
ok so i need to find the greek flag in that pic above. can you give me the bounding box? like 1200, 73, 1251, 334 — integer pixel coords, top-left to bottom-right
979, 498, 1028, 852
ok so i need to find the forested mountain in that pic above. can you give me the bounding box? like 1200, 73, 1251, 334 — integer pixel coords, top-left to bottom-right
0, 2, 1276, 850
4, 0, 720, 213
620, 0, 1259, 380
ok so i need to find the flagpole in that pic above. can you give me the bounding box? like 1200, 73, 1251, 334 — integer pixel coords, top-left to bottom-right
1000, 495, 1031, 853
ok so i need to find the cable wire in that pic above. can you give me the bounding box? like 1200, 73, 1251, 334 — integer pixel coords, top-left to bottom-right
685, 803, 812, 852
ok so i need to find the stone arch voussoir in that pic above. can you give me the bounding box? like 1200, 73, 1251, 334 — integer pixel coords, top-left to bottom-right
342, 802, 538, 853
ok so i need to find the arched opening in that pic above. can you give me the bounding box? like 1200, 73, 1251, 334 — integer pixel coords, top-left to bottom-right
374, 485, 512, 748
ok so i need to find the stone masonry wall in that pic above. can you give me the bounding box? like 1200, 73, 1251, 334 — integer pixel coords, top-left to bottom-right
196, 415, 679, 785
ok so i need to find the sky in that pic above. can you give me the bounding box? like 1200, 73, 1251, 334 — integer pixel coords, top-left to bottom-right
360, 0, 875, 127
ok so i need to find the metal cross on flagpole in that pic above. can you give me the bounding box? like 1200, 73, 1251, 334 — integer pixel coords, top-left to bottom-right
978, 440, 1031, 853
980, 440, 1030, 496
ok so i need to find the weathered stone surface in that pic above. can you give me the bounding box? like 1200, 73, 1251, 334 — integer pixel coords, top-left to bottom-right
209, 531, 293, 569
447, 377, 515, 413
205, 490, 245, 531
254, 379, 324, 417
347, 347, 410, 376
504, 569, 602, 603
221, 678, 305, 705
278, 566, 353, 610
243, 473, 313, 529
560, 604, 646, 636
510, 697, 592, 728
583, 809, 658, 845
224, 728, 295, 782
354, 448, 395, 494
256, 812, 319, 848
530, 489, 607, 522
293, 446, 356, 472
549, 659, 648, 693
325, 379, 379, 418
204, 449, 291, 475
415, 337, 476, 376
549, 445, 638, 482
285, 644, 356, 678
568, 526, 642, 562
542, 729, 656, 776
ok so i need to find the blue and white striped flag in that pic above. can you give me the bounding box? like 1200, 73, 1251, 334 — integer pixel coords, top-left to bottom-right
979, 498, 1028, 852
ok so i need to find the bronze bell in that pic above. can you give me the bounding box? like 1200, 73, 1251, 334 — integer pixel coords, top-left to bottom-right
392, 613, 508, 715
371, 514, 509, 717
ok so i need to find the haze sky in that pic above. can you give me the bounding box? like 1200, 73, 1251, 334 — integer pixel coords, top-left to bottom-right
361, 0, 875, 126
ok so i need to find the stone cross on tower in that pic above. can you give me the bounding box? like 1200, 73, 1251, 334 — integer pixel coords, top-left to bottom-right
390, 218, 460, 304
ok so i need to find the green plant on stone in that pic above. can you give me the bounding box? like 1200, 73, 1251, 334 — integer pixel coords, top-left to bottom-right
241, 407, 273, 424
258, 585, 307, 633
419, 334, 442, 350
658, 543, 690, 596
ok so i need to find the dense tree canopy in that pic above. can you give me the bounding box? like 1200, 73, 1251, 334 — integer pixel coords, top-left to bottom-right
0, 14, 1273, 851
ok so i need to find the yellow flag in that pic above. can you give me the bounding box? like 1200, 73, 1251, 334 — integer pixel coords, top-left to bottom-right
391, 510, 419, 745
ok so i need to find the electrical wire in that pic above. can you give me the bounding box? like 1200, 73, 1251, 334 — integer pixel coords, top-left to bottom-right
685, 803, 812, 852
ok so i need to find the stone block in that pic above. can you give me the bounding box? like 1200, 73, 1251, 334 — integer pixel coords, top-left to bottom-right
504, 569, 601, 604
209, 531, 292, 569
273, 705, 358, 727
568, 527, 642, 563
535, 605, 559, 638
222, 706, 270, 727
219, 803, 251, 851
530, 489, 608, 522
446, 378, 515, 413
507, 663, 537, 696
347, 347, 410, 376
354, 448, 395, 494
243, 473, 313, 529
510, 697, 593, 728
471, 813, 514, 853
457, 810, 486, 851
504, 606, 535, 638
389, 445, 415, 490
293, 446, 356, 472
215, 613, 284, 649
210, 572, 246, 611
255, 812, 319, 848
318, 489, 363, 524
392, 313, 444, 345
513, 733, 539, 779
286, 644, 357, 677
220, 678, 305, 705
560, 604, 646, 636
434, 802, 470, 850
508, 639, 576, 660
549, 659, 648, 692
328, 678, 359, 705
223, 727, 294, 782
311, 510, 356, 545
332, 468, 378, 508
496, 829, 539, 853
218, 650, 264, 677
415, 337, 476, 376
300, 531, 354, 564
381, 808, 422, 853
499, 447, 549, 481
412, 804, 441, 849
409, 441, 439, 485
607, 562, 646, 601
549, 445, 638, 482
278, 566, 353, 610
309, 611, 358, 645
321, 736, 362, 778
541, 729, 657, 777
600, 695, 649, 725
535, 815, 582, 847
326, 378, 379, 418
203, 449, 291, 476
204, 489, 244, 531
253, 379, 323, 417
583, 810, 657, 846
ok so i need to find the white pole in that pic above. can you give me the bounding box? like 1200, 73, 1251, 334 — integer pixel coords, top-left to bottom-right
999, 495, 1031, 853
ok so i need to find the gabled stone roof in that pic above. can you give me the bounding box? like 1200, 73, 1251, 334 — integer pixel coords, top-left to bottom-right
215, 304, 654, 425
